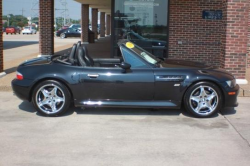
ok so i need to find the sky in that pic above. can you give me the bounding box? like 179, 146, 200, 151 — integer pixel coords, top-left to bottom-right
3, 0, 82, 20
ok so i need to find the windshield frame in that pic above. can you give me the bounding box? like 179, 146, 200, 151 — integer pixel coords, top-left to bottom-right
120, 42, 161, 67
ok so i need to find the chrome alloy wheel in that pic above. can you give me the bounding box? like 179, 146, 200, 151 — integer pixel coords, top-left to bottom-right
35, 84, 65, 114
189, 85, 219, 116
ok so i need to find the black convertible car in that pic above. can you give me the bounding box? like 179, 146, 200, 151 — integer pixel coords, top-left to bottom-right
55, 28, 81, 39
12, 40, 239, 117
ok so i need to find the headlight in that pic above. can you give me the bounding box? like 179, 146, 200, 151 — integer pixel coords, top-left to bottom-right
226, 79, 236, 88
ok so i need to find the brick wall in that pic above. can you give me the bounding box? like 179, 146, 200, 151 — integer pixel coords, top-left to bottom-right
106, 15, 111, 35
39, 0, 54, 55
169, 0, 249, 79
221, 0, 249, 78
100, 12, 105, 37
81, 4, 89, 43
92, 8, 98, 39
248, 10, 250, 68
169, 0, 223, 67
219, 0, 227, 69
0, 0, 3, 72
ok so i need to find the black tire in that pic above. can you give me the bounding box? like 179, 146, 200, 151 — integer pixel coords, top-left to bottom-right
183, 81, 222, 118
32, 80, 71, 116
60, 33, 66, 39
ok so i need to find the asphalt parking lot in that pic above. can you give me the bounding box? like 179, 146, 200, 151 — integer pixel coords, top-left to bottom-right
0, 91, 250, 166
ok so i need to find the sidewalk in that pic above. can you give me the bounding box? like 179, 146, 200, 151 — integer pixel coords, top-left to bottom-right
0, 36, 249, 97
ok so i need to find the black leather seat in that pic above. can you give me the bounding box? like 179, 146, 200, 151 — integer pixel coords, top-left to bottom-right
68, 44, 77, 64
76, 47, 88, 67
76, 41, 81, 51
82, 46, 94, 66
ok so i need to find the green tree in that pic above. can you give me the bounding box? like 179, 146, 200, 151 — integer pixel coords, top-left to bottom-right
2, 14, 28, 27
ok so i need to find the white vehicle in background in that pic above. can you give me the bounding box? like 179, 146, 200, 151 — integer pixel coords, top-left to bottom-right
22, 26, 37, 35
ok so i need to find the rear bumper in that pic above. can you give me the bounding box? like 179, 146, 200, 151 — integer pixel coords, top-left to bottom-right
11, 79, 33, 101
22, 31, 32, 34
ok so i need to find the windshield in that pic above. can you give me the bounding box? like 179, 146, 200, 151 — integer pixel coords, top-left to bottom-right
24, 27, 30, 29
131, 32, 145, 40
124, 42, 160, 65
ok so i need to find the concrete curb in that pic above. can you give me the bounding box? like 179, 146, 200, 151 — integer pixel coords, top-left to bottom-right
0, 72, 6, 78
240, 88, 250, 97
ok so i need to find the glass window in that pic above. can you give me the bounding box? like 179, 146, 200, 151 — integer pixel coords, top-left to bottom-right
113, 0, 168, 58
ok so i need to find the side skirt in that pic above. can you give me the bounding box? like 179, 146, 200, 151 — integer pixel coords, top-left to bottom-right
75, 100, 181, 109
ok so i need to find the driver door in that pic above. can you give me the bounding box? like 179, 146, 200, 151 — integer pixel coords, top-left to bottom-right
80, 67, 154, 101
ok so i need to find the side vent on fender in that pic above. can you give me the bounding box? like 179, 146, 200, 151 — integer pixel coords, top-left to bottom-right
155, 75, 184, 82
198, 70, 209, 74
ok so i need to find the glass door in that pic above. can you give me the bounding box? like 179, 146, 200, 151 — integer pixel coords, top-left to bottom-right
112, 0, 169, 58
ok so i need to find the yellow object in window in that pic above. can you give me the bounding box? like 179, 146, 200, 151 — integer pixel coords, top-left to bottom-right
126, 42, 134, 49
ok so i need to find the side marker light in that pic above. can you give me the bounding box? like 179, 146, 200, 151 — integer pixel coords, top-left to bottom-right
228, 92, 236, 95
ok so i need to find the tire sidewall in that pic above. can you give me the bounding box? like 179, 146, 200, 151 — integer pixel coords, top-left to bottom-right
184, 81, 222, 118
32, 80, 71, 116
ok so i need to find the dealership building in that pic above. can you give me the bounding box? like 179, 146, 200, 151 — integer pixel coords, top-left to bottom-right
0, 0, 249, 83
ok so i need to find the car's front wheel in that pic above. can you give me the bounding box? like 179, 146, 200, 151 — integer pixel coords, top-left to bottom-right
60, 33, 66, 39
32, 80, 71, 116
184, 81, 222, 118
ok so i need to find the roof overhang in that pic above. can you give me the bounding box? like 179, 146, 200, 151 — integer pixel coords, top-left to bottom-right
74, 0, 111, 15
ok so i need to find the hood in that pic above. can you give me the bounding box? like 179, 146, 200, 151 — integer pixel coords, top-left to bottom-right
20, 56, 51, 66
144, 39, 166, 46
161, 59, 213, 69
161, 59, 234, 78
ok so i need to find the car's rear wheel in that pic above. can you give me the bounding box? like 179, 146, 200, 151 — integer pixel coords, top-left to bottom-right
32, 80, 71, 116
60, 33, 66, 39
184, 81, 222, 118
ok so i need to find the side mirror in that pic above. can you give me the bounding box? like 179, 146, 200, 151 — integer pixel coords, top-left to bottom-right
119, 62, 131, 72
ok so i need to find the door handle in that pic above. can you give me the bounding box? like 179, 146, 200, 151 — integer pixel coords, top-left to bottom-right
87, 74, 99, 78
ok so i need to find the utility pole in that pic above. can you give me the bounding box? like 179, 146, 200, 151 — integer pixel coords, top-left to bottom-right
31, 0, 39, 26
21, 8, 25, 16
55, 0, 69, 28
7, 15, 10, 26
60, 0, 68, 26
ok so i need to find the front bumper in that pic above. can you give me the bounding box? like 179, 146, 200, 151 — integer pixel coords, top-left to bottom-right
221, 83, 240, 107
11, 79, 34, 101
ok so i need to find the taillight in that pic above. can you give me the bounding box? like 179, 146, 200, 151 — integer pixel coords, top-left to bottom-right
16, 72, 23, 80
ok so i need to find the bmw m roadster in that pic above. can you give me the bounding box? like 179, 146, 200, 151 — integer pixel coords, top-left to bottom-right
12, 40, 239, 117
